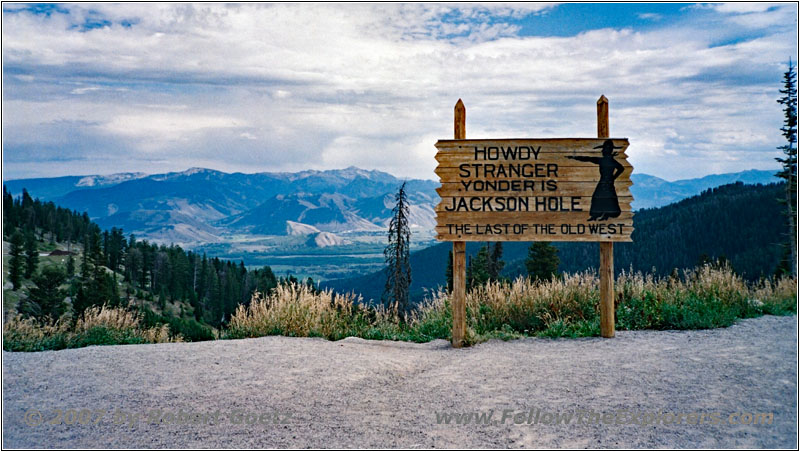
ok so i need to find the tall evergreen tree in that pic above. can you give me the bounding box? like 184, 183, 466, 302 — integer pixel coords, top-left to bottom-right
776, 60, 798, 276
158, 286, 168, 310
80, 233, 91, 278
23, 266, 67, 320
24, 230, 39, 278
383, 182, 412, 318
488, 242, 505, 281
3, 186, 15, 237
526, 242, 560, 281
72, 284, 91, 317
9, 231, 25, 290
466, 255, 473, 291
66, 254, 75, 277
445, 250, 454, 293
468, 245, 491, 290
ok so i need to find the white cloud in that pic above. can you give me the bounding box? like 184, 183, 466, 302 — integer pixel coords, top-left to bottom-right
1, 3, 796, 181
99, 112, 246, 142
637, 13, 662, 21
710, 3, 782, 14
70, 86, 103, 95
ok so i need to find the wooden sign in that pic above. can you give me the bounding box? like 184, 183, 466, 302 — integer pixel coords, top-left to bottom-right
442, 97, 629, 347
434, 138, 634, 242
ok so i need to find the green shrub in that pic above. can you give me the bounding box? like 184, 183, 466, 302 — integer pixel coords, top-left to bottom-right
4, 305, 177, 352
138, 306, 214, 342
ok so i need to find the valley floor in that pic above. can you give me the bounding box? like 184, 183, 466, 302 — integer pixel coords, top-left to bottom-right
3, 315, 797, 448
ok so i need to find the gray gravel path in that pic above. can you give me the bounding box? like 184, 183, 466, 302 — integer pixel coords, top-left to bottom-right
3, 315, 797, 448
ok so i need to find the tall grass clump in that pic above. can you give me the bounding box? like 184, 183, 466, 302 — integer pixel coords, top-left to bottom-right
3, 305, 178, 352
225, 284, 396, 340
463, 272, 601, 341
616, 264, 796, 331
225, 265, 795, 344
225, 283, 451, 342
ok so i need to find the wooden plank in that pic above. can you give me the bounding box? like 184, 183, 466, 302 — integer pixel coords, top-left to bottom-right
437, 181, 633, 198
436, 222, 633, 241
438, 187, 633, 198
597, 96, 609, 138
452, 241, 466, 347
437, 233, 633, 242
435, 211, 634, 223
435, 196, 633, 213
600, 241, 615, 335
454, 99, 466, 141
435, 165, 634, 182
598, 95, 615, 339
434, 152, 632, 168
435, 138, 628, 149
452, 99, 466, 349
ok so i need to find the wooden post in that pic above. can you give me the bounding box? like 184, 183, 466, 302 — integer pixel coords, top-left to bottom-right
452, 99, 467, 347
597, 95, 615, 338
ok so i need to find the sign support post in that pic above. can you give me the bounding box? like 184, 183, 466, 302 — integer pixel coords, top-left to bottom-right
597, 95, 615, 338
452, 99, 467, 348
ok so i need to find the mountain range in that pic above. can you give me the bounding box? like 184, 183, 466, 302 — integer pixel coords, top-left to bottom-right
5, 167, 439, 245
4, 167, 779, 245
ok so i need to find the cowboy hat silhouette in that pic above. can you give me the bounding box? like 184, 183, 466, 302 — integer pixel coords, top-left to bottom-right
594, 139, 623, 156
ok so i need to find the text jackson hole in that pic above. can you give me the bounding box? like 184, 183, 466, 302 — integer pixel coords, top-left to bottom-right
444, 145, 577, 213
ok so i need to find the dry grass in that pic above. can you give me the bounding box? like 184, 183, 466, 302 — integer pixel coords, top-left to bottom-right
7, 265, 796, 350
227, 265, 796, 344
3, 305, 179, 351
227, 284, 404, 340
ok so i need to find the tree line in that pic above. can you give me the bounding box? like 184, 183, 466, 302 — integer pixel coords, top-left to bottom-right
444, 241, 560, 292
3, 186, 284, 335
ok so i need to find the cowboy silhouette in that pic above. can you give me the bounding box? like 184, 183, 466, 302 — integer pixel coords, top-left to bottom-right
567, 139, 624, 221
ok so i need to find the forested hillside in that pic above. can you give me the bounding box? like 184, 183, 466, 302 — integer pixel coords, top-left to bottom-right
323, 182, 788, 302
2, 187, 282, 339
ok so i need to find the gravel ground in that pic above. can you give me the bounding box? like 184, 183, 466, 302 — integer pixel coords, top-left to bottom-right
3, 315, 797, 449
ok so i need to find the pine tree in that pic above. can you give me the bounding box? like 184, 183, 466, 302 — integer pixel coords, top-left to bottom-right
3, 186, 15, 238
697, 253, 713, 267
80, 233, 91, 278
9, 231, 25, 290
158, 286, 168, 311
23, 266, 66, 320
488, 242, 505, 281
466, 255, 473, 290
468, 245, 490, 290
72, 284, 91, 318
24, 230, 39, 278
776, 60, 798, 276
445, 250, 454, 292
66, 254, 75, 277
526, 242, 560, 281
383, 182, 412, 319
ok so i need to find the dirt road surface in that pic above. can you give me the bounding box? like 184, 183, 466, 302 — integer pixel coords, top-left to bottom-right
3, 315, 797, 448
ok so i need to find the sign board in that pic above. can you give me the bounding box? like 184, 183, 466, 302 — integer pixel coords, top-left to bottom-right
434, 138, 634, 242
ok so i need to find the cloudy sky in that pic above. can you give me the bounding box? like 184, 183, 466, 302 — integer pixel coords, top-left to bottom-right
2, 2, 797, 181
